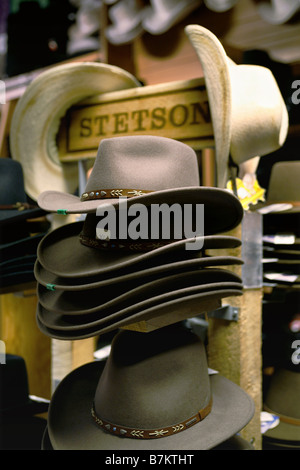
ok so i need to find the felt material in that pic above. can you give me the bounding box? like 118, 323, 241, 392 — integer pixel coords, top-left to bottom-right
36, 287, 242, 340
37, 267, 242, 315
46, 325, 255, 450
37, 135, 244, 221
34, 255, 243, 291
36, 217, 243, 278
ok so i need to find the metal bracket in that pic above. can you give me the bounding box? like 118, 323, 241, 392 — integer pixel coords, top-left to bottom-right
207, 305, 240, 322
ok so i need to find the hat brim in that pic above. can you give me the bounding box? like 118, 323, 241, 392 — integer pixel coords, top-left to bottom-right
34, 253, 243, 291
10, 62, 141, 201
37, 288, 242, 340
37, 268, 242, 315
37, 220, 243, 278
47, 360, 254, 450
0, 233, 45, 263
0, 207, 46, 227
258, 0, 300, 25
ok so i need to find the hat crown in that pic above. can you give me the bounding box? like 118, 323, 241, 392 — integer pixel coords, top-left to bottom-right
265, 369, 300, 419
94, 324, 211, 430
0, 159, 27, 205
85, 136, 200, 194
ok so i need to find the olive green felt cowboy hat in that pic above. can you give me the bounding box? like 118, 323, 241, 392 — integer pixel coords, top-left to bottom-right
184, 24, 288, 188
37, 135, 244, 216
10, 63, 141, 202
36, 286, 242, 340
37, 267, 242, 315
45, 324, 254, 449
34, 253, 243, 291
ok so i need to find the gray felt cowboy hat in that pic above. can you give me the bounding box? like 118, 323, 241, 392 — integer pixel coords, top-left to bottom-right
45, 324, 255, 449
37, 135, 244, 216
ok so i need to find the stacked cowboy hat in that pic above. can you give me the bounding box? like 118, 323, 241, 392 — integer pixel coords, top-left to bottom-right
0, 158, 50, 292
31, 133, 256, 450
35, 134, 246, 340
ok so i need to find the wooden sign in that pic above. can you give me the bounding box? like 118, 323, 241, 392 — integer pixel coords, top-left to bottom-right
57, 77, 214, 162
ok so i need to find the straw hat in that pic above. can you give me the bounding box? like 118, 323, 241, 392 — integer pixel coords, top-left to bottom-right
46, 324, 254, 449
9, 62, 141, 201
185, 25, 289, 188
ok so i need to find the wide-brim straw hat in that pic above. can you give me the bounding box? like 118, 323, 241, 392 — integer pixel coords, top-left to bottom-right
37, 135, 244, 215
185, 24, 289, 188
45, 325, 254, 450
263, 368, 300, 448
9, 62, 141, 202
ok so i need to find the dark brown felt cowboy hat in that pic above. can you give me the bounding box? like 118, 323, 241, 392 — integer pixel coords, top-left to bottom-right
37, 136, 244, 218
36, 214, 243, 279
36, 229, 242, 282
0, 159, 45, 227
37, 268, 242, 316
46, 324, 255, 450
263, 368, 300, 448
36, 286, 242, 340
34, 253, 243, 291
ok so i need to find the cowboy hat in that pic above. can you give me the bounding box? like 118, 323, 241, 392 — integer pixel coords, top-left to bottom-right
143, 0, 202, 35
0, 159, 45, 226
9, 62, 141, 201
184, 24, 289, 188
265, 161, 300, 213
37, 135, 244, 218
36, 286, 242, 340
34, 253, 243, 291
37, 267, 242, 315
37, 214, 243, 278
105, 0, 145, 45
203, 0, 238, 12
257, 0, 300, 25
263, 368, 300, 448
41, 425, 254, 450
46, 324, 254, 449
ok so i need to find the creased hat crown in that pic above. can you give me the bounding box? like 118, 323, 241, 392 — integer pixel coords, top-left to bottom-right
84, 135, 200, 194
